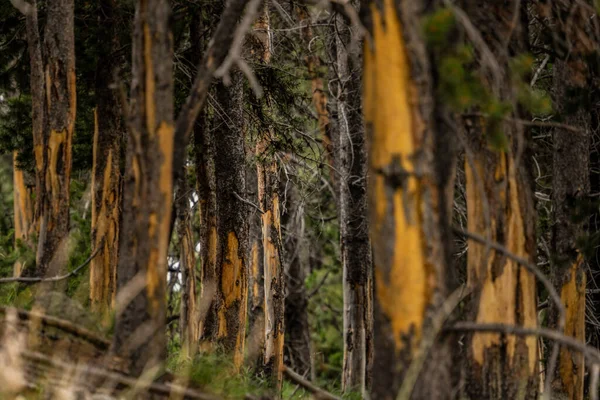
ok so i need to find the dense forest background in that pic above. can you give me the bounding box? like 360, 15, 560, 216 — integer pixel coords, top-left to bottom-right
1, 0, 600, 399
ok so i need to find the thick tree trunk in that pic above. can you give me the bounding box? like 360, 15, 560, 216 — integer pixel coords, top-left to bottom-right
214, 76, 249, 368
113, 0, 173, 377
461, 1, 539, 398
257, 140, 285, 390
36, 0, 76, 276
336, 8, 373, 395
282, 183, 312, 378
363, 1, 458, 398
90, 0, 123, 313
13, 152, 33, 276
177, 168, 200, 352
547, 2, 595, 398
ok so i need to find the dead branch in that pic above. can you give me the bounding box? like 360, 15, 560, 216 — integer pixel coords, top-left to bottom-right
0, 306, 110, 350
283, 366, 341, 400
0, 238, 103, 285
173, 0, 253, 187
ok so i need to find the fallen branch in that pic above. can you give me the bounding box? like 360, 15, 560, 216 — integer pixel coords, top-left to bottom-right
0, 238, 104, 284
0, 306, 110, 350
283, 365, 341, 400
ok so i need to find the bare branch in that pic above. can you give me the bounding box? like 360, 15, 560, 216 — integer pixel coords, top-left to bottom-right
0, 238, 104, 284
233, 191, 264, 214
283, 366, 341, 400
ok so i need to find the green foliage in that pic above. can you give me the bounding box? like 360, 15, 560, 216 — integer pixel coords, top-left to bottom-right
422, 8, 456, 47
0, 96, 34, 173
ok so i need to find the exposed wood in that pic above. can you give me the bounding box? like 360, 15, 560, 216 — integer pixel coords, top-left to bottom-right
113, 0, 174, 376
37, 0, 76, 276
12, 152, 33, 276
90, 0, 123, 313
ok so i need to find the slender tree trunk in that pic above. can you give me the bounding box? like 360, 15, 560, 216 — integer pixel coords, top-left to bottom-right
297, 5, 335, 187
362, 1, 458, 398
113, 0, 173, 377
214, 76, 249, 368
13, 152, 33, 276
177, 167, 200, 352
90, 0, 123, 313
24, 0, 44, 242
547, 2, 595, 398
36, 0, 76, 276
257, 139, 285, 390
461, 1, 539, 398
336, 8, 373, 394
282, 182, 312, 378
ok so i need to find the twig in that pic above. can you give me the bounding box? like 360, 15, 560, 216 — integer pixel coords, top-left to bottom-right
397, 285, 472, 400
307, 271, 331, 299
447, 322, 600, 364
530, 54, 550, 87
0, 239, 103, 284
0, 306, 110, 349
233, 191, 264, 214
463, 112, 584, 133
283, 366, 341, 400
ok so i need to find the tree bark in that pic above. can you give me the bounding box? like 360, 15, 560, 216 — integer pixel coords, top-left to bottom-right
13, 152, 33, 276
113, 0, 173, 377
547, 2, 595, 398
36, 0, 76, 276
362, 1, 458, 398
24, 0, 44, 242
461, 1, 539, 398
282, 182, 312, 379
177, 167, 200, 352
336, 6, 373, 395
257, 139, 285, 391
214, 76, 249, 368
90, 0, 123, 314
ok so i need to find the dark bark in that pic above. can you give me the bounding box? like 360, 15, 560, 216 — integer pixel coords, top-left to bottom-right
90, 0, 123, 313
282, 183, 312, 379
113, 0, 173, 377
36, 0, 76, 276
214, 76, 249, 367
336, 7, 373, 394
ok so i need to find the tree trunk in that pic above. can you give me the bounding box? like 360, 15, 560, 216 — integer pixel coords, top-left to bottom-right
113, 0, 173, 377
461, 1, 539, 398
214, 76, 249, 368
13, 152, 33, 276
90, 0, 123, 314
35, 0, 77, 276
296, 5, 335, 188
336, 6, 373, 395
177, 167, 200, 352
547, 2, 595, 398
282, 182, 312, 378
257, 139, 285, 390
362, 1, 458, 398
24, 0, 44, 241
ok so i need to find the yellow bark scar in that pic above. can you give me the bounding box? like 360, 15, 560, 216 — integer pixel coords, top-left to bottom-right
365, 0, 428, 352
558, 255, 586, 399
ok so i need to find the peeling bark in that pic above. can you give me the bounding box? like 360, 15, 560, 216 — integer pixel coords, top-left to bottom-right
113, 0, 173, 376
257, 140, 285, 390
36, 0, 76, 276
90, 0, 123, 314
13, 152, 33, 276
461, 1, 539, 398
363, 1, 458, 398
